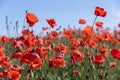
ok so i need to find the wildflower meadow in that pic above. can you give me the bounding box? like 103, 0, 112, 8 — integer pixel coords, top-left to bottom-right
0, 6, 120, 80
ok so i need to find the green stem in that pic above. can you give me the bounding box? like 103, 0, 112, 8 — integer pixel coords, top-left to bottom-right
66, 65, 74, 71
16, 21, 19, 38
30, 70, 34, 80
44, 68, 51, 80
92, 16, 98, 28
28, 26, 30, 36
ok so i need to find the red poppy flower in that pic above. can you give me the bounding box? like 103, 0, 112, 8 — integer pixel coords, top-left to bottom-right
74, 70, 79, 76
93, 54, 105, 64
49, 56, 66, 68
1, 36, 8, 43
0, 72, 3, 78
95, 21, 103, 28
29, 59, 43, 69
22, 29, 29, 35
0, 56, 11, 67
0, 46, 5, 58
1, 61, 11, 67
110, 62, 117, 67
70, 54, 77, 65
64, 29, 73, 39
8, 70, 20, 80
55, 53, 64, 59
26, 13, 39, 27
54, 44, 67, 53
13, 40, 23, 50
46, 19, 57, 28
36, 47, 48, 59
99, 47, 108, 58
20, 49, 41, 63
94, 7, 107, 17
21, 52, 40, 63
44, 40, 51, 46
116, 53, 120, 60
10, 65, 22, 72
82, 26, 94, 39
59, 44, 67, 53
71, 50, 84, 64
104, 31, 112, 42
87, 40, 98, 47
86, 52, 92, 56
12, 50, 22, 59
78, 19, 86, 24
96, 34, 104, 42
111, 48, 119, 58
51, 31, 57, 38
2, 70, 8, 77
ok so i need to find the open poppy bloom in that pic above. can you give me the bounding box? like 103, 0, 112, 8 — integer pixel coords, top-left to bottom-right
2, 70, 8, 77
99, 47, 108, 58
29, 59, 43, 69
1, 36, 8, 43
94, 7, 107, 17
82, 26, 94, 39
64, 29, 73, 39
8, 70, 20, 80
111, 49, 120, 60
46, 19, 57, 28
70, 50, 84, 65
96, 34, 104, 42
10, 65, 22, 72
20, 49, 41, 63
12, 50, 22, 59
87, 40, 98, 47
111, 48, 120, 59
22, 29, 29, 35
0, 56, 11, 67
21, 53, 40, 63
26, 13, 39, 27
49, 55, 66, 68
78, 19, 86, 24
95, 21, 103, 28
93, 54, 105, 64
36, 47, 48, 59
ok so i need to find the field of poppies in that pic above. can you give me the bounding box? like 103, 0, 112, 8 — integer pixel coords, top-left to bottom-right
0, 6, 120, 80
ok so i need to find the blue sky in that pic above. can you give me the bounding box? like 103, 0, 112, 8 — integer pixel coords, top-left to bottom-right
0, 0, 120, 36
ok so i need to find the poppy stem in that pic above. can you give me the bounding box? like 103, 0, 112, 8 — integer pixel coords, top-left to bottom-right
5, 16, 10, 38
44, 68, 51, 79
16, 21, 19, 38
28, 26, 30, 36
25, 10, 30, 37
66, 65, 74, 71
92, 16, 98, 28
